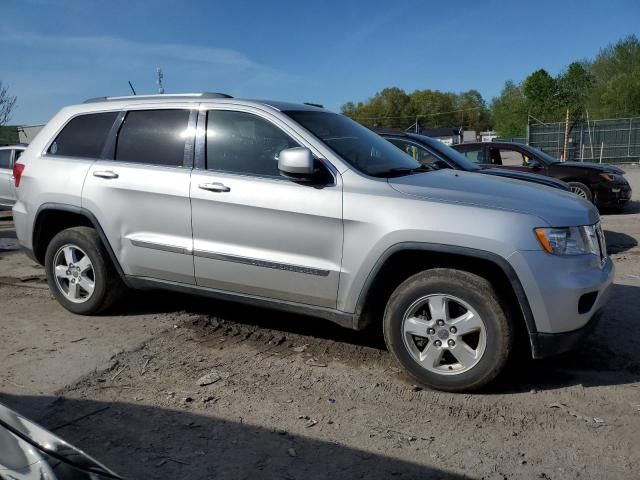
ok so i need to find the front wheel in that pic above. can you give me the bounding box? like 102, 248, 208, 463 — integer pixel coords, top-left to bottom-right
383, 268, 513, 392
568, 182, 593, 203
44, 226, 125, 314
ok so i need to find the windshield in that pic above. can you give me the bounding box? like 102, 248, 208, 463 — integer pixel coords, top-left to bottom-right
411, 135, 481, 171
522, 145, 559, 164
284, 111, 421, 176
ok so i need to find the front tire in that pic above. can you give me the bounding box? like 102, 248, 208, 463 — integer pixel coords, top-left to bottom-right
45, 226, 124, 314
383, 268, 513, 392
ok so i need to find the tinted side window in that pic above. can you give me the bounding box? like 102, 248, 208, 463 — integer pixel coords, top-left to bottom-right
388, 139, 450, 169
206, 110, 299, 177
115, 109, 190, 166
0, 150, 11, 169
460, 147, 484, 164
49, 112, 118, 158
14, 149, 23, 161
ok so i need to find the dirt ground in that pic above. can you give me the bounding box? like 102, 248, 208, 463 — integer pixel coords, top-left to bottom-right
1, 168, 640, 480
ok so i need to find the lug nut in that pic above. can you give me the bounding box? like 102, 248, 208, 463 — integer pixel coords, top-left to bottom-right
427, 328, 435, 335
450, 326, 457, 334
434, 340, 442, 347
436, 319, 445, 326
448, 339, 455, 347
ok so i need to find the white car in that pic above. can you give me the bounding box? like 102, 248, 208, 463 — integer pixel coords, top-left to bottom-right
0, 144, 26, 207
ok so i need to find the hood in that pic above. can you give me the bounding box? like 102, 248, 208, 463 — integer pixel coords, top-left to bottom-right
480, 168, 570, 191
0, 402, 121, 479
559, 162, 625, 174
388, 169, 599, 226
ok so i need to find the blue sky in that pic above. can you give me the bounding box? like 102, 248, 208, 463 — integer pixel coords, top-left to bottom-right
3, 0, 639, 125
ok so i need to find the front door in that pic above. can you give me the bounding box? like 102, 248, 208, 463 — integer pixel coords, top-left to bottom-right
190, 108, 343, 308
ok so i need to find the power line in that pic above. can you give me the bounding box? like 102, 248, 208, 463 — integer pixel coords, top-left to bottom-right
350, 106, 483, 121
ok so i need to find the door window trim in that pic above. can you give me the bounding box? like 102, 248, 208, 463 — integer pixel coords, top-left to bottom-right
194, 107, 337, 185
102, 107, 196, 169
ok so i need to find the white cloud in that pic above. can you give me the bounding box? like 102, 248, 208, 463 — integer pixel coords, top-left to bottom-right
1, 31, 307, 123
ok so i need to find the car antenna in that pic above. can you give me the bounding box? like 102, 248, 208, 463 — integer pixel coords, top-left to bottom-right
128, 81, 137, 95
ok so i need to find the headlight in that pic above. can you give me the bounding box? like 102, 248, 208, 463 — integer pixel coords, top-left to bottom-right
600, 173, 626, 183
534, 225, 599, 255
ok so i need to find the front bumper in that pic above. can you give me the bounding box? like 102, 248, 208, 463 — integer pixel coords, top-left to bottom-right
508, 250, 614, 357
530, 309, 602, 358
596, 183, 632, 206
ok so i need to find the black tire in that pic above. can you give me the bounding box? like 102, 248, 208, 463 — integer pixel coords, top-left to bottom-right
44, 226, 125, 314
383, 268, 513, 392
568, 181, 593, 203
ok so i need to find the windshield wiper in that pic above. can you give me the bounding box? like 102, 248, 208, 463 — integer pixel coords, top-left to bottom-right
373, 165, 432, 177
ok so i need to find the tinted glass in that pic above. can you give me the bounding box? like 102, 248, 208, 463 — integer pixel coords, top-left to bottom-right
415, 137, 480, 171
459, 147, 485, 164
388, 139, 451, 169
0, 150, 11, 169
116, 109, 190, 166
49, 112, 118, 158
206, 110, 299, 177
284, 111, 420, 176
523, 145, 559, 164
14, 149, 23, 160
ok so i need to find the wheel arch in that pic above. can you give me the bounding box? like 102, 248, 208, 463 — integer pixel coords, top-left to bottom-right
354, 243, 537, 354
32, 203, 128, 284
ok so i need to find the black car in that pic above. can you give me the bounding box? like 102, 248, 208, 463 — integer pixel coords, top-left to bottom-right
453, 141, 632, 208
377, 131, 570, 192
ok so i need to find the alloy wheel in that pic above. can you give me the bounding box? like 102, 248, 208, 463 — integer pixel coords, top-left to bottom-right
53, 244, 96, 303
401, 294, 487, 375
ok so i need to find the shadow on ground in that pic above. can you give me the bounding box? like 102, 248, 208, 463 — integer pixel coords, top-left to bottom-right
0, 394, 464, 480
604, 230, 638, 254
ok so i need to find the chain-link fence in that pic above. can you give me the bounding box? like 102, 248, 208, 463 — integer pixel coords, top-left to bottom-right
528, 117, 640, 164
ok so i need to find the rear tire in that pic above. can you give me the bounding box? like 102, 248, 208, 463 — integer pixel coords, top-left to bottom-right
568, 182, 593, 203
44, 226, 125, 314
383, 268, 513, 392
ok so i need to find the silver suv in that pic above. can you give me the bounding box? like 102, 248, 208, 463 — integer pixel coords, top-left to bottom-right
12, 93, 614, 391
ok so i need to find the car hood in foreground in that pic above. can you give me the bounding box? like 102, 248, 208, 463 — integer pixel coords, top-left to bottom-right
557, 162, 625, 174
0, 402, 121, 479
479, 168, 570, 191
388, 169, 599, 227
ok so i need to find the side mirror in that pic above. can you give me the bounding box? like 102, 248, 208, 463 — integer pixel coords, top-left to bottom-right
278, 147, 315, 180
527, 160, 542, 171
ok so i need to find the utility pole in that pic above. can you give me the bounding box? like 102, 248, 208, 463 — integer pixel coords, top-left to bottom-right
156, 67, 165, 94
562, 107, 570, 162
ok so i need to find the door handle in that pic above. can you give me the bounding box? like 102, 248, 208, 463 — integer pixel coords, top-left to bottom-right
199, 182, 231, 193
93, 170, 119, 179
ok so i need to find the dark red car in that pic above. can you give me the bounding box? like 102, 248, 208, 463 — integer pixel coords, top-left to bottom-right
453, 141, 632, 209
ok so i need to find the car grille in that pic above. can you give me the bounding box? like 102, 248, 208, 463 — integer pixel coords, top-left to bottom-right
596, 222, 607, 266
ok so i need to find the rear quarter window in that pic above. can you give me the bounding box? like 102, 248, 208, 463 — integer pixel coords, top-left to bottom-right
48, 112, 118, 158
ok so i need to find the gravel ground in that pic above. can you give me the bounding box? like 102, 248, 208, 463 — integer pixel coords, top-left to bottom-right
1, 168, 640, 479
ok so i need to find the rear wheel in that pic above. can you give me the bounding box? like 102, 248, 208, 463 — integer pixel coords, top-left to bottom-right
383, 268, 513, 392
45, 226, 125, 314
568, 181, 593, 203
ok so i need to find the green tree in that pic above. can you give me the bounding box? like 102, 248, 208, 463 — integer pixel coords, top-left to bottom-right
557, 62, 594, 121
522, 69, 560, 121
587, 35, 640, 117
490, 81, 528, 136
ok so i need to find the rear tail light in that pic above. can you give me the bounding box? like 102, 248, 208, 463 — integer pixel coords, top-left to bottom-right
13, 162, 25, 188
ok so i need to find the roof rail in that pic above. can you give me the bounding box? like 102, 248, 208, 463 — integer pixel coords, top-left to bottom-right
83, 92, 233, 103
303, 102, 324, 108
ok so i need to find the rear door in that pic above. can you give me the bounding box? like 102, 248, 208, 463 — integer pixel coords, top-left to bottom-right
189, 107, 343, 308
82, 107, 196, 284
0, 149, 14, 205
